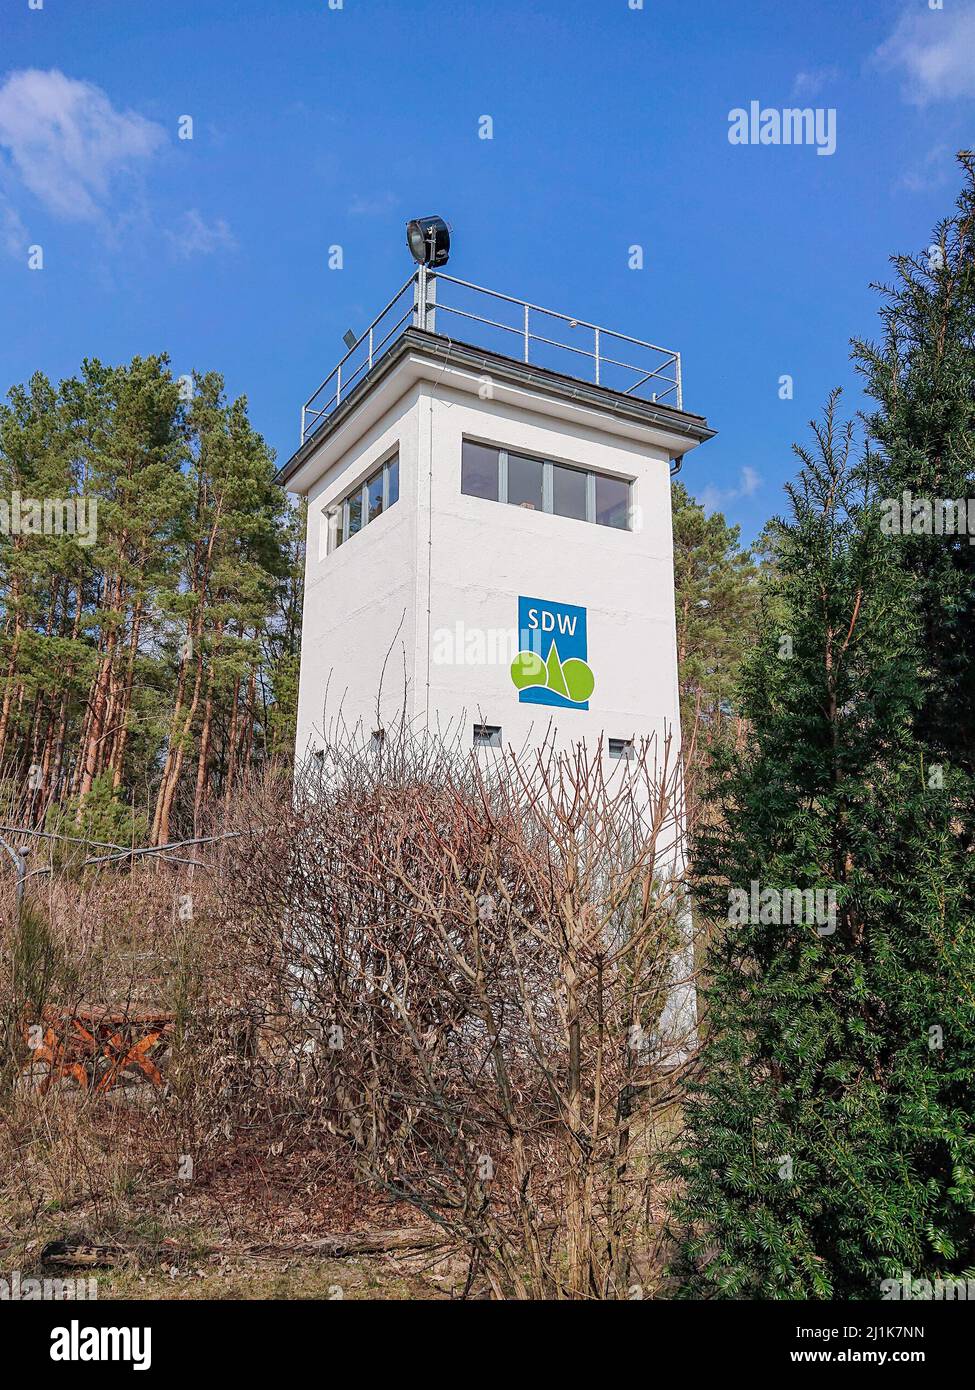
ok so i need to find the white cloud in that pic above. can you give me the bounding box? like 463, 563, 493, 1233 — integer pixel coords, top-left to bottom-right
0, 68, 166, 222
0, 193, 27, 255
699, 466, 761, 515
875, 4, 975, 104
165, 208, 237, 259
791, 67, 839, 99
896, 143, 954, 193
740, 465, 760, 496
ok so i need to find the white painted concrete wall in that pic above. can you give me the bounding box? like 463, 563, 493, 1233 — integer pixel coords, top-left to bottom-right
294, 359, 686, 774
295, 385, 421, 755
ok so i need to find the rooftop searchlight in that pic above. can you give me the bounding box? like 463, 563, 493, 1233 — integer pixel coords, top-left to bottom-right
406, 216, 451, 268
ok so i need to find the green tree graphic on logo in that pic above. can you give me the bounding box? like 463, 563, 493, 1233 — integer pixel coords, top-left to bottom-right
511, 642, 595, 704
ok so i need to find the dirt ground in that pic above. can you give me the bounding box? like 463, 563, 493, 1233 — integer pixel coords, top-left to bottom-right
1, 1134, 470, 1300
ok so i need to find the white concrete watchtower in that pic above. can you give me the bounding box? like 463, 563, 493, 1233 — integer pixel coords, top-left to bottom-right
278, 230, 714, 768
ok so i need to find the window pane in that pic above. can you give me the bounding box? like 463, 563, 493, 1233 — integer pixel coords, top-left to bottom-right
553, 463, 588, 521
461, 441, 498, 500
367, 470, 383, 522
595, 473, 630, 529
507, 452, 543, 511
386, 455, 399, 506
330, 508, 344, 551
347, 488, 363, 536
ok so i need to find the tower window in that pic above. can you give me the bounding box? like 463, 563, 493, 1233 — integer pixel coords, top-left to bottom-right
326, 450, 399, 553
473, 723, 502, 749
552, 462, 588, 521
461, 440, 500, 501
461, 439, 631, 530
506, 452, 543, 511
595, 473, 630, 530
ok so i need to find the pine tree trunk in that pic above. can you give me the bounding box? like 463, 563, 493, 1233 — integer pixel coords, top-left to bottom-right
193, 688, 213, 837
110, 602, 144, 787
77, 573, 123, 804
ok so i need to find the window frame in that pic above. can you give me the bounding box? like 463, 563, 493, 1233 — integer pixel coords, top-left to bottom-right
325, 449, 400, 555
461, 438, 632, 530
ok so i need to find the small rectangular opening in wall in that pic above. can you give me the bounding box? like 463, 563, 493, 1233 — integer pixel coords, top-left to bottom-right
473, 723, 502, 749
608, 737, 635, 759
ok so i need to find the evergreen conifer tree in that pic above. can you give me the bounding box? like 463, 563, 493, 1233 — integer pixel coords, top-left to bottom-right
669, 387, 975, 1297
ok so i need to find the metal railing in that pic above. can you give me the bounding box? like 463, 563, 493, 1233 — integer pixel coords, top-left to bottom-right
300, 268, 682, 445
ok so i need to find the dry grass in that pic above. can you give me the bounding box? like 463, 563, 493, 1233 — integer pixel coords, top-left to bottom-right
0, 843, 447, 1298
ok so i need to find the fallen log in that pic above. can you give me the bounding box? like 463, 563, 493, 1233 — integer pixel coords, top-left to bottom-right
40, 1227, 453, 1269
303, 1227, 453, 1257
41, 1240, 132, 1269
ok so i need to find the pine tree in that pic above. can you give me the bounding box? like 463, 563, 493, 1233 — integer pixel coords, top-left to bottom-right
151, 372, 286, 843
0, 354, 297, 831
69, 355, 189, 807
669, 393, 975, 1297
0, 372, 95, 809
671, 481, 759, 739
264, 497, 305, 763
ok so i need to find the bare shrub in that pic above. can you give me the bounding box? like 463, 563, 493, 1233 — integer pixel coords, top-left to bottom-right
217, 726, 699, 1299
0, 740, 699, 1299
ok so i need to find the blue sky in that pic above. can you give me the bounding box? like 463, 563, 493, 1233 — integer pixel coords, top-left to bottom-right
1, 0, 973, 544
